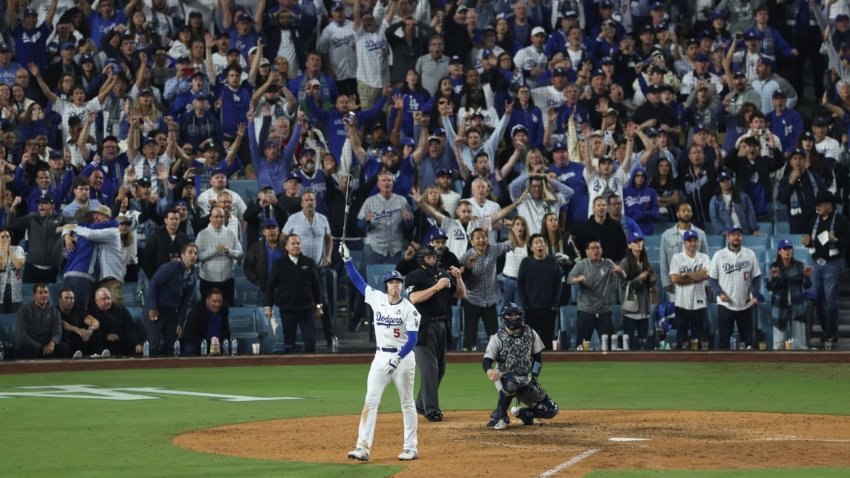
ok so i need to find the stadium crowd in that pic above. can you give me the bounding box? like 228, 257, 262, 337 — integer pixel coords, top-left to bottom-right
1, 0, 849, 358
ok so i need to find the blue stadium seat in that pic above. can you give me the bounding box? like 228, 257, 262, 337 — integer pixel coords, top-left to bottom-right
0, 312, 17, 356
451, 305, 462, 351
644, 235, 662, 250
706, 235, 726, 250
559, 305, 577, 346
758, 222, 773, 236
774, 222, 790, 237
228, 307, 260, 355
235, 277, 259, 306
228, 179, 257, 203
365, 264, 395, 291
746, 234, 771, 251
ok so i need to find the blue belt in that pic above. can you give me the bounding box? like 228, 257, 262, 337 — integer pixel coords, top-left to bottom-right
377, 347, 398, 353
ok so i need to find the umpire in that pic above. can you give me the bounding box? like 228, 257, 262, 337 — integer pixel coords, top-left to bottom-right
407, 245, 466, 422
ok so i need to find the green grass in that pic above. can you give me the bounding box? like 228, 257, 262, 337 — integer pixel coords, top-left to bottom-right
1, 362, 849, 477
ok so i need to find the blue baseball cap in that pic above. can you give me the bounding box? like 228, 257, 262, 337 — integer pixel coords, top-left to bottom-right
263, 139, 279, 150
263, 218, 279, 229
682, 230, 699, 241
650, 1, 663, 9
173, 200, 189, 209
433, 127, 446, 136
382, 145, 397, 155
511, 124, 528, 136
426, 228, 448, 242
628, 231, 645, 244
60, 41, 76, 51
481, 49, 495, 58
726, 225, 743, 235
436, 168, 453, 178
401, 137, 415, 146
694, 53, 709, 62
331, 1, 344, 10
550, 141, 567, 152
552, 67, 568, 76
777, 239, 793, 250
285, 172, 302, 183
210, 168, 228, 178
717, 171, 732, 182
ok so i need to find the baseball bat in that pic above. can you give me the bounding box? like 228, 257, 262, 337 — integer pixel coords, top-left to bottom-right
340, 173, 353, 245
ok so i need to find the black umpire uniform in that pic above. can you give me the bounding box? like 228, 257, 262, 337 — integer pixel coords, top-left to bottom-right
406, 247, 464, 422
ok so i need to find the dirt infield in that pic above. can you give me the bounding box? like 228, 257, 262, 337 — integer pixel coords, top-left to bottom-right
175, 410, 850, 477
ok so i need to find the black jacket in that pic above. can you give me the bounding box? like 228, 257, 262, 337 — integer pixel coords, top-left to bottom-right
244, 238, 285, 292
140, 226, 191, 279
182, 301, 231, 351
265, 255, 322, 312
575, 216, 628, 263
243, 199, 288, 250
87, 303, 141, 353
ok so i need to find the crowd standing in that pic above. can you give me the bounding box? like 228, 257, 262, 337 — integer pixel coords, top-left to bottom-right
2, 0, 850, 362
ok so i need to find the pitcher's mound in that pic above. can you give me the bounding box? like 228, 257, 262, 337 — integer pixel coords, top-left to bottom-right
175, 410, 850, 477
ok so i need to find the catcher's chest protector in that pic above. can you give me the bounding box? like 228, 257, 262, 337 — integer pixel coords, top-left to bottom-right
497, 326, 534, 375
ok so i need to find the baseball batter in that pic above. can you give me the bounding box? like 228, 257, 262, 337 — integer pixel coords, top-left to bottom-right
482, 303, 559, 430
341, 244, 420, 462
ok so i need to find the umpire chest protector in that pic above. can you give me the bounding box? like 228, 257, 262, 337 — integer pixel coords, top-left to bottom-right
407, 267, 453, 318
496, 326, 534, 375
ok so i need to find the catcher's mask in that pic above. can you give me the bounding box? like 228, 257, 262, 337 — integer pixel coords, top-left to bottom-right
501, 302, 525, 329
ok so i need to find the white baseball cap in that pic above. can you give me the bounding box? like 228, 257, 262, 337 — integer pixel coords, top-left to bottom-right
532, 26, 546, 36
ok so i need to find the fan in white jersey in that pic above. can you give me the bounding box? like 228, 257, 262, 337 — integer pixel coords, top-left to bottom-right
341, 243, 420, 463
669, 229, 711, 349
708, 226, 763, 349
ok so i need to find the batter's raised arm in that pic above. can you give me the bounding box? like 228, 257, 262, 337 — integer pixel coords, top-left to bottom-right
340, 243, 368, 295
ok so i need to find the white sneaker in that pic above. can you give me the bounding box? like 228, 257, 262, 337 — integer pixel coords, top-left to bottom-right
397, 449, 418, 461
348, 448, 369, 462
492, 419, 508, 430
101, 349, 111, 358
72, 350, 83, 359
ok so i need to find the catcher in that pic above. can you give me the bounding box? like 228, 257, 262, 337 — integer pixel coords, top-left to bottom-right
482, 303, 559, 430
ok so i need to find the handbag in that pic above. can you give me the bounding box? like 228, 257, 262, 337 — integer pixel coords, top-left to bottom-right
622, 281, 639, 313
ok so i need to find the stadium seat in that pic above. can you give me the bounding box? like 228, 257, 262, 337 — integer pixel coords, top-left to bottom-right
451, 305, 462, 351
228, 307, 260, 355
559, 305, 577, 347
365, 264, 396, 291
644, 235, 662, 250
228, 179, 257, 202
774, 222, 790, 237
746, 234, 771, 251
235, 277, 259, 307
758, 222, 773, 236
0, 312, 17, 357
706, 235, 726, 250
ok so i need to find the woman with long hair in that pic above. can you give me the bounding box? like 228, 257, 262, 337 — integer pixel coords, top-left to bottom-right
709, 171, 760, 235
500, 216, 529, 308
17, 103, 49, 142
412, 186, 447, 244
507, 85, 543, 148
619, 233, 655, 350
0, 228, 25, 313
648, 157, 680, 222
721, 102, 757, 154
799, 132, 835, 190
765, 241, 812, 350
426, 79, 459, 132
389, 69, 431, 140
541, 212, 580, 306
495, 17, 521, 54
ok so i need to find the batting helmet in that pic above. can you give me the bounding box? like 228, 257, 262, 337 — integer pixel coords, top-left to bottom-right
383, 270, 404, 289
501, 302, 525, 329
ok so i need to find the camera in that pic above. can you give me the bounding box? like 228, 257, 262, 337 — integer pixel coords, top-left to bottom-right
343, 111, 356, 124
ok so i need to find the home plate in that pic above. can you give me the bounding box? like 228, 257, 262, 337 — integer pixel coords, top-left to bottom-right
609, 437, 650, 442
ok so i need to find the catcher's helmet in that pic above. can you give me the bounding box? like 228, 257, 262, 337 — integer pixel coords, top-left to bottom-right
501, 302, 525, 329
383, 270, 404, 288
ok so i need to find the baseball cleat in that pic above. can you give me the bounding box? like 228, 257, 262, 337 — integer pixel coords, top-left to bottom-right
397, 449, 419, 461
425, 411, 443, 422
486, 415, 510, 428
101, 349, 111, 358
72, 350, 83, 359
516, 409, 535, 426
492, 419, 508, 430
348, 448, 369, 462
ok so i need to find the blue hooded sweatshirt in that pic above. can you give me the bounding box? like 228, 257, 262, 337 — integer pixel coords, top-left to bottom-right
622, 166, 659, 235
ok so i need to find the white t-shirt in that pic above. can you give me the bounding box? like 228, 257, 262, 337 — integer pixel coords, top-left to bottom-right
365, 285, 420, 349
54, 97, 102, 143
531, 84, 566, 111
354, 21, 389, 88
708, 247, 761, 312
670, 251, 710, 310
440, 216, 489, 260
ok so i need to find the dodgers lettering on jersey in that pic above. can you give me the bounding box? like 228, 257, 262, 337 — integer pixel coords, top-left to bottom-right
624, 195, 651, 208
365, 286, 420, 349
684, 174, 709, 194
722, 259, 753, 276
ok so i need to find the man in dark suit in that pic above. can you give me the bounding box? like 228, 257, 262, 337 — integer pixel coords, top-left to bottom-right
244, 219, 285, 304
263, 233, 323, 353
181, 288, 230, 355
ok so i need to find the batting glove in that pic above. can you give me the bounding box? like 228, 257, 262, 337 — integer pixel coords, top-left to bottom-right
339, 243, 351, 262
384, 355, 401, 375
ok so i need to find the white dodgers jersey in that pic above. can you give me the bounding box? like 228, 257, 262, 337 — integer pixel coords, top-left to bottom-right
365, 287, 421, 349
